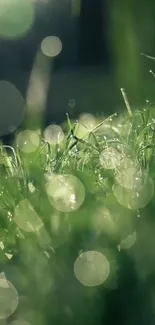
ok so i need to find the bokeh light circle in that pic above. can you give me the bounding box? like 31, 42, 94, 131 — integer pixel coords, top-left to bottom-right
115, 158, 142, 189
46, 174, 85, 212
0, 0, 35, 39
14, 199, 43, 232
44, 124, 64, 145
113, 175, 154, 209
16, 130, 40, 153
99, 147, 122, 170
79, 113, 97, 130
41, 36, 62, 57
0, 81, 25, 136
0, 274, 18, 319
74, 251, 110, 287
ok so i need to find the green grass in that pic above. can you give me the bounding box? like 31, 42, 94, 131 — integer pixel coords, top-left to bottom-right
1, 89, 155, 324
1, 90, 155, 256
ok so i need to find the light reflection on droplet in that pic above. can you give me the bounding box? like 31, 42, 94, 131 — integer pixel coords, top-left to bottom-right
0, 273, 18, 319
113, 176, 154, 209
99, 147, 122, 170
16, 130, 40, 153
46, 174, 85, 212
41, 36, 62, 57
14, 199, 43, 232
74, 251, 110, 287
0, 81, 25, 136
44, 124, 64, 145
0, 0, 34, 39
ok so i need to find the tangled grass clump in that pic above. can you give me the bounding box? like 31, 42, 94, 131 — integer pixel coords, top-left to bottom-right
1, 91, 155, 323
0, 93, 155, 250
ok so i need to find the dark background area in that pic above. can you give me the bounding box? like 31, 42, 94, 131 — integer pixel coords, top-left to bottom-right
0, 0, 123, 131
1, 0, 155, 130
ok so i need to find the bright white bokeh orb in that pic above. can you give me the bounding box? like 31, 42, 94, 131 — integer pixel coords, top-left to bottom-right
14, 199, 43, 232
46, 174, 85, 212
99, 147, 122, 170
16, 130, 40, 153
0, 0, 35, 39
0, 81, 25, 136
113, 176, 154, 209
44, 124, 64, 145
74, 251, 110, 287
41, 36, 62, 57
0, 273, 18, 319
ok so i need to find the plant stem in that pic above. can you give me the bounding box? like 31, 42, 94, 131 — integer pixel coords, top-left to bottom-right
120, 88, 132, 117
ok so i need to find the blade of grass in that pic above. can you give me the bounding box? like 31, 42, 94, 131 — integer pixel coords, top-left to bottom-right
120, 88, 132, 117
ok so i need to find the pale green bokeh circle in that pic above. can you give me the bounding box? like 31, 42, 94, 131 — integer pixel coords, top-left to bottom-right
46, 174, 85, 212
16, 130, 40, 153
44, 124, 64, 145
0, 0, 35, 39
113, 176, 154, 209
14, 199, 43, 232
99, 147, 122, 170
41, 36, 62, 57
74, 251, 110, 287
115, 158, 142, 189
0, 277, 18, 319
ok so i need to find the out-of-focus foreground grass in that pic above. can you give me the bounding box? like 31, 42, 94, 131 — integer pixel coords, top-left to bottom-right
1, 99, 155, 324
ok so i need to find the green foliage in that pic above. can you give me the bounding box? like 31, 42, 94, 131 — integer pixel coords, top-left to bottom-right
1, 101, 155, 324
